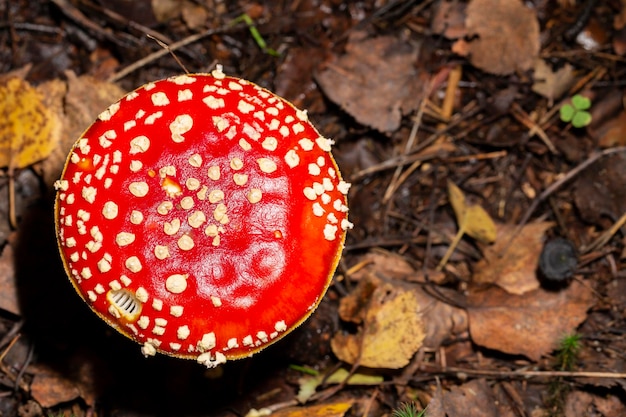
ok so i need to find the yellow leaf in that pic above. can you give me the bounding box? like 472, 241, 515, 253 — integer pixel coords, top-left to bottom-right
464, 205, 497, 243
331, 283, 425, 368
0, 77, 59, 170
447, 180, 467, 223
271, 401, 354, 417
297, 368, 383, 403
438, 181, 496, 269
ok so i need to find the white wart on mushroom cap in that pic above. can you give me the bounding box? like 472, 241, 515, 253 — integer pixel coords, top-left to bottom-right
54, 69, 352, 368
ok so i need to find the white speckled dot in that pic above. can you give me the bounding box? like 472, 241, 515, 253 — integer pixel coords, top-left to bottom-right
125, 256, 142, 273
102, 201, 118, 219
177, 234, 194, 251
129, 182, 149, 197
166, 274, 188, 294
170, 114, 193, 143
154, 245, 170, 260
130, 210, 144, 224
116, 232, 135, 247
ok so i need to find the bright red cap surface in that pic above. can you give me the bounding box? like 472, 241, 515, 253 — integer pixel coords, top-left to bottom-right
54, 69, 352, 367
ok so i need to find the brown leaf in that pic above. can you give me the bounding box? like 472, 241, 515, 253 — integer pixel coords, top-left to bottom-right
565, 390, 626, 417
0, 244, 20, 316
452, 0, 540, 75
473, 222, 554, 294
348, 250, 416, 282
151, 0, 182, 22
343, 258, 467, 349
596, 111, 626, 148
532, 59, 576, 105
467, 280, 594, 361
30, 368, 81, 408
442, 379, 498, 417
40, 71, 125, 187
181, 2, 209, 30
431, 0, 468, 39
573, 153, 626, 227
315, 32, 424, 132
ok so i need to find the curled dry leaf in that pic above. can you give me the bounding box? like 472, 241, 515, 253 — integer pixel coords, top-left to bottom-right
532, 59, 576, 106
270, 401, 354, 417
29, 367, 81, 408
297, 368, 382, 403
332, 279, 425, 369
442, 379, 498, 417
315, 32, 424, 132
0, 77, 61, 170
0, 245, 19, 316
151, 0, 182, 22
452, 0, 540, 75
467, 280, 594, 361
439, 181, 496, 269
565, 389, 626, 415
473, 222, 554, 295
431, 0, 468, 39
573, 153, 626, 228
39, 71, 126, 187
345, 254, 467, 349
448, 181, 496, 243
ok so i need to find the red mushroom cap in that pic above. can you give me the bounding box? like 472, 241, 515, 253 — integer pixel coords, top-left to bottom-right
54, 68, 352, 367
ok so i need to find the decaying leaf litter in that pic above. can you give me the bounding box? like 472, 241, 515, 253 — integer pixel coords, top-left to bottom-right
1, 0, 626, 416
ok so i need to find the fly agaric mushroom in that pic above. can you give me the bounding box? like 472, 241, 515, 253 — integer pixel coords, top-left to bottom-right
54, 67, 352, 368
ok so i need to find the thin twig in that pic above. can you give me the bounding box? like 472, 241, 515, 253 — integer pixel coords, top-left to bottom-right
108, 23, 244, 82
424, 365, 626, 380
351, 102, 482, 180
500, 146, 626, 255
146, 34, 190, 74
580, 211, 626, 254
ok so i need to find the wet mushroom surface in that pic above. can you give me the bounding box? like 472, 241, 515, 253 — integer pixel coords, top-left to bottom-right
54, 68, 352, 367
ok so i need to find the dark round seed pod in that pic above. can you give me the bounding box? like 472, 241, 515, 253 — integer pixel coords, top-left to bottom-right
538, 237, 578, 281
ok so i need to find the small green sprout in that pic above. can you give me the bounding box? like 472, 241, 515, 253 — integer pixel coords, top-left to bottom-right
232, 14, 280, 57
392, 402, 426, 417
559, 94, 592, 128
556, 333, 582, 371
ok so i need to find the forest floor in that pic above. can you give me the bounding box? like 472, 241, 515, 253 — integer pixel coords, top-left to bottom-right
1, 0, 626, 416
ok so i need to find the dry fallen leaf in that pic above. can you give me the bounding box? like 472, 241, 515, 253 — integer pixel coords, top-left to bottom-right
29, 367, 81, 408
297, 368, 382, 403
473, 221, 554, 295
594, 110, 626, 148
346, 253, 467, 349
442, 379, 498, 417
532, 59, 576, 106
565, 390, 626, 417
449, 181, 497, 243
315, 32, 424, 132
270, 401, 354, 417
452, 0, 540, 75
0, 77, 61, 170
332, 278, 425, 369
573, 153, 626, 228
348, 249, 417, 282
467, 280, 594, 361
0, 244, 20, 316
151, 0, 182, 22
439, 181, 496, 269
40, 71, 125, 187
431, 0, 468, 39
